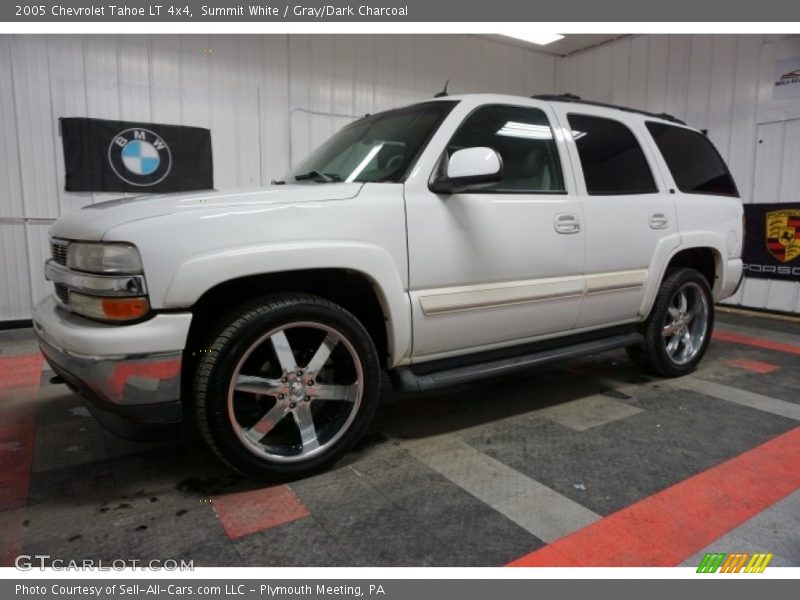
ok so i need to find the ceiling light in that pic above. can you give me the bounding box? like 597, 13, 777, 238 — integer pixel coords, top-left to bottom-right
501, 33, 564, 47
496, 122, 553, 139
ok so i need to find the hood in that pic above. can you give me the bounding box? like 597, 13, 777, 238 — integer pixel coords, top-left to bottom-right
49, 183, 364, 240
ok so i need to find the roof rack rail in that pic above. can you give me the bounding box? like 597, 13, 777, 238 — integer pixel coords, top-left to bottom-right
531, 93, 686, 125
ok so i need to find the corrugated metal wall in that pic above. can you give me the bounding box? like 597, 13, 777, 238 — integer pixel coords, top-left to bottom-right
4, 33, 798, 321
556, 34, 800, 314
0, 34, 556, 321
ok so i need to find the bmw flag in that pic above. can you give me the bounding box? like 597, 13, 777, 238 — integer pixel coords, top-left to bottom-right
60, 117, 213, 193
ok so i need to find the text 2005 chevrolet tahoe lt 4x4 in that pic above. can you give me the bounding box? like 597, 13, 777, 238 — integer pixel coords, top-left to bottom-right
34, 93, 744, 478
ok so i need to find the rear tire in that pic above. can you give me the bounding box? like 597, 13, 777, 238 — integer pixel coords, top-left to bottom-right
193, 294, 381, 480
629, 268, 714, 377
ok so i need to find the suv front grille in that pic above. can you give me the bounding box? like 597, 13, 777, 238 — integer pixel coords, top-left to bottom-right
50, 239, 70, 306
50, 239, 69, 266
54, 283, 70, 305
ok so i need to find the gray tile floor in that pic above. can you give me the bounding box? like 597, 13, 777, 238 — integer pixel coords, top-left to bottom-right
1, 310, 798, 567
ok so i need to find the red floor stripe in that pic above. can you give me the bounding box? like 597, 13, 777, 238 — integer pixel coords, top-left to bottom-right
212, 484, 310, 540
508, 426, 800, 567
726, 358, 780, 374
713, 329, 800, 356
0, 353, 43, 567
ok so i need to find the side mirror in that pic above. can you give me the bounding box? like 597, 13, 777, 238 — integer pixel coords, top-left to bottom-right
430, 147, 503, 194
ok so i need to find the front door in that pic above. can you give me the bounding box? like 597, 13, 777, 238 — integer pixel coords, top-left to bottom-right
403, 100, 585, 361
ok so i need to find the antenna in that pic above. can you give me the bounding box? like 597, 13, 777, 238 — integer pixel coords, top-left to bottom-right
434, 80, 450, 98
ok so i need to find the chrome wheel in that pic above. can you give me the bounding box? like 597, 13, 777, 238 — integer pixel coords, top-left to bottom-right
227, 321, 363, 463
661, 281, 709, 366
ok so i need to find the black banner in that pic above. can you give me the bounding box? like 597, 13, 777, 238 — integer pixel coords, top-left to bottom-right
60, 117, 213, 193
743, 203, 800, 281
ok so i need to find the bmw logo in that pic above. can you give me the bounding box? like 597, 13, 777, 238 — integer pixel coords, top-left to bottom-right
108, 128, 172, 186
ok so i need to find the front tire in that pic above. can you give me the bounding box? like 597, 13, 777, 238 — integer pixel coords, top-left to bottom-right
629, 268, 714, 377
193, 294, 381, 479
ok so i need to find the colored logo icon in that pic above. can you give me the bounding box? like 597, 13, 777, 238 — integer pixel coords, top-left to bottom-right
108, 128, 172, 186
697, 552, 773, 573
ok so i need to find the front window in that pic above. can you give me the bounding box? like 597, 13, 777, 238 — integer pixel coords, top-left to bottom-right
445, 105, 566, 193
284, 101, 457, 184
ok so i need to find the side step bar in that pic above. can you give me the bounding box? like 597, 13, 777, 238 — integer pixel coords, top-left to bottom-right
390, 332, 643, 392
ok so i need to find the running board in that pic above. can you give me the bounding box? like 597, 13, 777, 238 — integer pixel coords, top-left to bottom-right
390, 332, 643, 392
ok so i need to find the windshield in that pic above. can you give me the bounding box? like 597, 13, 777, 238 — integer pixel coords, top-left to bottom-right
284, 101, 457, 184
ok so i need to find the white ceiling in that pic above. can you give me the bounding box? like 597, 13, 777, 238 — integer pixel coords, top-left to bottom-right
477, 34, 628, 57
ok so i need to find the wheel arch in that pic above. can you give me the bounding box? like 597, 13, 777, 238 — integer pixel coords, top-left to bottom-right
641, 239, 725, 319
183, 268, 400, 371
162, 242, 411, 368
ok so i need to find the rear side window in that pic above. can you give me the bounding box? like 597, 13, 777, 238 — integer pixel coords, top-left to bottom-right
567, 114, 658, 195
646, 122, 739, 197
446, 105, 566, 193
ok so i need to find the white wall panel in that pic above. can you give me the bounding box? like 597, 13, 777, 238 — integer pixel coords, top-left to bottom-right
24, 223, 51, 308
11, 36, 60, 219
233, 37, 264, 188
728, 35, 761, 205
83, 35, 123, 206
47, 36, 92, 216
0, 225, 32, 321
0, 37, 24, 219
609, 37, 632, 106
558, 34, 800, 314
628, 36, 650, 110
593, 45, 614, 104
0, 33, 557, 321
753, 122, 784, 204
706, 36, 737, 160
778, 119, 800, 204
664, 36, 690, 119
258, 35, 290, 183
645, 35, 669, 114
118, 36, 151, 123
685, 35, 714, 131
150, 36, 182, 125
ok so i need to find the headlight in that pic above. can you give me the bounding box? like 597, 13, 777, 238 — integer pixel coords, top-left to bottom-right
67, 242, 143, 274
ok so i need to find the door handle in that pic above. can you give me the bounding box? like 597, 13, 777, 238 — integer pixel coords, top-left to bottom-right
554, 213, 581, 234
649, 212, 669, 230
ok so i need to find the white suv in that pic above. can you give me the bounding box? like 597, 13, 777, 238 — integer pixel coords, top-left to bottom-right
33, 93, 744, 478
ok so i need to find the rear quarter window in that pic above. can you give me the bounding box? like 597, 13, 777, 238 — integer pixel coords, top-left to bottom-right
646, 122, 739, 197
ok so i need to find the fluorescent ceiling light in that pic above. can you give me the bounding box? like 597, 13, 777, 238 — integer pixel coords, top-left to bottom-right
497, 122, 553, 139
501, 33, 564, 47
346, 143, 384, 182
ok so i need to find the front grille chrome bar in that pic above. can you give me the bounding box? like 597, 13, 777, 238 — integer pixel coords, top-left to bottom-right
45, 260, 147, 298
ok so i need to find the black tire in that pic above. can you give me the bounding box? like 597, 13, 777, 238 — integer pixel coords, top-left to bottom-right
193, 294, 381, 480
630, 268, 714, 377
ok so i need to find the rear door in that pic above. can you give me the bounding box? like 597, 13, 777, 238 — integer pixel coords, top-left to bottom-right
550, 106, 680, 328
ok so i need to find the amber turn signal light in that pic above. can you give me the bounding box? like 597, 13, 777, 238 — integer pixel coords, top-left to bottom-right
68, 292, 150, 322
101, 297, 150, 320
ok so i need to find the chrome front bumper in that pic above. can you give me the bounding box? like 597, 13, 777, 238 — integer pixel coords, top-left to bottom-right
32, 296, 193, 438
36, 333, 182, 407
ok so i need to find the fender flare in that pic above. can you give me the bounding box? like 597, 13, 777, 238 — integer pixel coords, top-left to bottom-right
639, 232, 726, 318
162, 241, 411, 365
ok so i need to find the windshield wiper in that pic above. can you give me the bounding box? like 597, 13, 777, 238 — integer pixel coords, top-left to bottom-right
292, 170, 341, 183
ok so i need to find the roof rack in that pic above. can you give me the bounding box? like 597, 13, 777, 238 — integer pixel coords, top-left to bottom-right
531, 93, 686, 125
